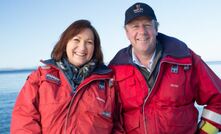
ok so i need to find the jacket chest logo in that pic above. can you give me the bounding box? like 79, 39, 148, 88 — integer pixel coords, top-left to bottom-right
99, 80, 105, 90
171, 65, 178, 73
171, 64, 191, 74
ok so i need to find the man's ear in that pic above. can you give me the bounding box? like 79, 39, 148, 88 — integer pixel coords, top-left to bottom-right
124, 26, 130, 40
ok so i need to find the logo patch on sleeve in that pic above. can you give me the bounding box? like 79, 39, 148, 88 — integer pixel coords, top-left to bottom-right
46, 74, 60, 85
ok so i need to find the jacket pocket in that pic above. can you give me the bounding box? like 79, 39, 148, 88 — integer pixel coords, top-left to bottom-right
79, 84, 114, 130
157, 65, 187, 104
94, 112, 113, 128
124, 110, 140, 133
39, 79, 69, 104
156, 104, 198, 133
118, 77, 140, 110
119, 77, 137, 98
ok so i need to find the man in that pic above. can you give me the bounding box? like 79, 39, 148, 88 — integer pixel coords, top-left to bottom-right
109, 2, 221, 134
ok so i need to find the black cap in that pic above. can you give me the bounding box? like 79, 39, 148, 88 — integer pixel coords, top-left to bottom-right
125, 2, 157, 25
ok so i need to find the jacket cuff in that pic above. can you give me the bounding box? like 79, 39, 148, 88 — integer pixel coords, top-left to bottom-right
202, 109, 221, 126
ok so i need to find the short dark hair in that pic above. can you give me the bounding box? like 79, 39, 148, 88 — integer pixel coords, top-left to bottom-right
51, 19, 103, 65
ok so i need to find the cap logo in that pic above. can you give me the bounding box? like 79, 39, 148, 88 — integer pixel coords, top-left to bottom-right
133, 4, 143, 13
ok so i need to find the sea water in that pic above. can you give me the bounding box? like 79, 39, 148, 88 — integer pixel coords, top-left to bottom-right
0, 72, 29, 134
0, 64, 220, 134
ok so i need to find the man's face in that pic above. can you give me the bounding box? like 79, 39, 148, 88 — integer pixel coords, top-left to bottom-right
125, 16, 158, 55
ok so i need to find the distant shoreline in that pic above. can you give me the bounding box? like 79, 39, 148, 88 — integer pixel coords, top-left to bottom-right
0, 68, 35, 74
205, 61, 221, 64
0, 61, 220, 74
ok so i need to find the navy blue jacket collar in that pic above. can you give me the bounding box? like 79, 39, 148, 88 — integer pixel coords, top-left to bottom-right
41, 59, 112, 75
109, 33, 191, 65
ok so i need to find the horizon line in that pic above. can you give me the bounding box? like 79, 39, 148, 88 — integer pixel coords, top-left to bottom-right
0, 60, 220, 72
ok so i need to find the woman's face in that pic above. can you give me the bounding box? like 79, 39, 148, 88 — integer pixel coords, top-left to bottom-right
66, 28, 94, 67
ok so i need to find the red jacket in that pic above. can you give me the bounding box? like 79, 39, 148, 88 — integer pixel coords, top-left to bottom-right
109, 33, 221, 134
11, 60, 124, 134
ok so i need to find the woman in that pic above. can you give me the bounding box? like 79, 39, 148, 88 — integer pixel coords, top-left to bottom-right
11, 20, 124, 134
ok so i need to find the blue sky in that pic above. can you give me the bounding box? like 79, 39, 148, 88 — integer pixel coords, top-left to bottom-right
1, 0, 221, 69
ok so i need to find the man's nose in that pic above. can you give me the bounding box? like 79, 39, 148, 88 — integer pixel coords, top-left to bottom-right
138, 26, 147, 34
